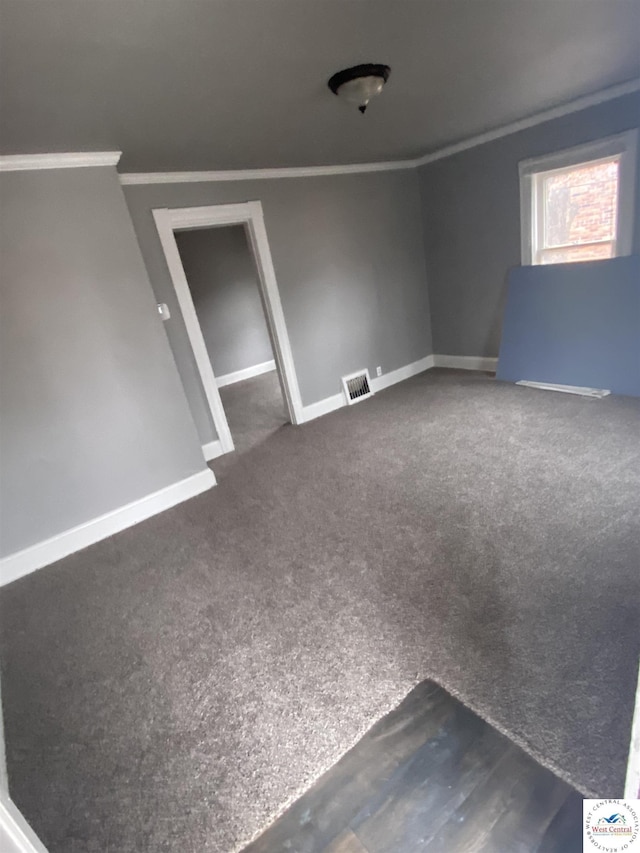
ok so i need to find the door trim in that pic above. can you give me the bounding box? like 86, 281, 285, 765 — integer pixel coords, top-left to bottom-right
0, 796, 49, 852
153, 201, 304, 457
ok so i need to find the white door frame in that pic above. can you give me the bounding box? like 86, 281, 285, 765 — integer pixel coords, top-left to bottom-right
625, 662, 640, 798
0, 796, 49, 853
153, 201, 304, 457
1, 676, 48, 852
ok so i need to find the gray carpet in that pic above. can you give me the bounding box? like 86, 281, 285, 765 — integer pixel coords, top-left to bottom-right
1, 369, 638, 853
218, 370, 288, 459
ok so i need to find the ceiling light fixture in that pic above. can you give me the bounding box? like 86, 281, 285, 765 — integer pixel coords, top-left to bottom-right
328, 63, 391, 114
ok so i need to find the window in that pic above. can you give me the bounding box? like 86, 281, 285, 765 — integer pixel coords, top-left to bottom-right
519, 130, 637, 266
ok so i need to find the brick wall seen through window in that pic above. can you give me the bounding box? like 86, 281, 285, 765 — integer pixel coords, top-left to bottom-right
535, 158, 619, 264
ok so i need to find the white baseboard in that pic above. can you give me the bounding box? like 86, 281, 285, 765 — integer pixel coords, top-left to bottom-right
301, 354, 435, 423
301, 393, 345, 423
216, 359, 276, 388
433, 354, 498, 372
202, 439, 226, 461
370, 355, 435, 393
301, 352, 501, 423
0, 469, 216, 587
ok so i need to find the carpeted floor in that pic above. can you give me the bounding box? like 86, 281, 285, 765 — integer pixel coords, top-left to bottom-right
1, 369, 638, 853
218, 370, 288, 459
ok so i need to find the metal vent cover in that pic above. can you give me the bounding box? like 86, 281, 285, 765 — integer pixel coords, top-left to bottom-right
342, 369, 374, 404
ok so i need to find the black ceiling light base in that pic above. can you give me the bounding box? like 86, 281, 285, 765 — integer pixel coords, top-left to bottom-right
327, 64, 391, 95
328, 63, 391, 114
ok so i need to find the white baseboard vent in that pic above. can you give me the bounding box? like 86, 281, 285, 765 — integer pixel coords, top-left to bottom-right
302, 355, 435, 423
516, 381, 610, 398
301, 352, 501, 424
342, 369, 374, 404
0, 468, 216, 587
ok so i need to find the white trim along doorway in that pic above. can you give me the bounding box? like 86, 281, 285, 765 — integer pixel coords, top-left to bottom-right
153, 201, 304, 458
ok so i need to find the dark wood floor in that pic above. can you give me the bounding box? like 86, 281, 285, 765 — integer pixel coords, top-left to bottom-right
243, 682, 583, 853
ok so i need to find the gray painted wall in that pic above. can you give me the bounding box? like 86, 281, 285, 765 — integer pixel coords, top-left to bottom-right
418, 92, 640, 358
175, 226, 273, 378
124, 169, 433, 444
0, 167, 206, 558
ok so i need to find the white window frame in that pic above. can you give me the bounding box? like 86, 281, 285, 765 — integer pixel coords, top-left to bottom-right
519, 129, 638, 265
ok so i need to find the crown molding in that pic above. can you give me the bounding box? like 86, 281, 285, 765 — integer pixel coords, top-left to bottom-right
0, 151, 122, 172
119, 158, 416, 185
118, 77, 640, 186
2, 81, 634, 180
413, 77, 640, 167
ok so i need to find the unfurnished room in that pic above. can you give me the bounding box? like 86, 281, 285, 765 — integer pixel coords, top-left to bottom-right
0, 2, 639, 852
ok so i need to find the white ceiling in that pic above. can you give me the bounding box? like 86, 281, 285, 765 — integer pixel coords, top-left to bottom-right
1, 0, 639, 172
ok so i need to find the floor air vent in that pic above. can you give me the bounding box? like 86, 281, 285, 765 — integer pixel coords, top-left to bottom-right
342, 369, 374, 405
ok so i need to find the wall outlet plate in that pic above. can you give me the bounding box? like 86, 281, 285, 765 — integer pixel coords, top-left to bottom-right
157, 303, 171, 321
376, 366, 382, 377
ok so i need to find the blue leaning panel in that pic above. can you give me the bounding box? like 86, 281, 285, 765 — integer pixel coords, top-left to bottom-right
497, 255, 640, 397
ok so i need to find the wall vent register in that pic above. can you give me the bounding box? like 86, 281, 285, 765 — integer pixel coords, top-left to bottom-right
342, 369, 374, 404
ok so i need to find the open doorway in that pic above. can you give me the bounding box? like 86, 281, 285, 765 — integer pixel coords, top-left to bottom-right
176, 224, 286, 454
153, 202, 304, 461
